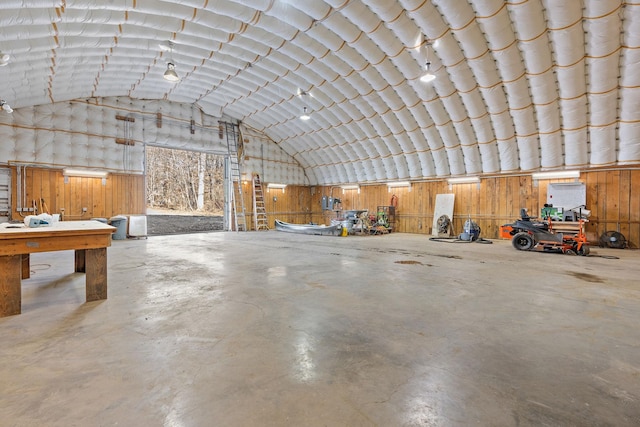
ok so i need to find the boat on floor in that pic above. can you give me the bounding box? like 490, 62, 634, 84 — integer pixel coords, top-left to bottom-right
274, 219, 339, 236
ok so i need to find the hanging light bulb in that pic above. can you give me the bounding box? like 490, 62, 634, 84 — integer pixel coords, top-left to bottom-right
420, 61, 436, 83
164, 62, 179, 81
300, 106, 311, 121
421, 38, 436, 83
163, 41, 179, 81
0, 52, 10, 67
0, 100, 13, 113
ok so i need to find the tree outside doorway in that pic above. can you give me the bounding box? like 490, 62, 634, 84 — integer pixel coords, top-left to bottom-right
145, 146, 225, 234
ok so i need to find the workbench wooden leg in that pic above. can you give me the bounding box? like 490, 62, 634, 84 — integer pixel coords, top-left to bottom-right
21, 254, 30, 279
85, 248, 107, 302
75, 249, 86, 273
0, 255, 22, 317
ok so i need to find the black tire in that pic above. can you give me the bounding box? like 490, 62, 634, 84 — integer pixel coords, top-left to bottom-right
512, 232, 534, 251
577, 245, 590, 256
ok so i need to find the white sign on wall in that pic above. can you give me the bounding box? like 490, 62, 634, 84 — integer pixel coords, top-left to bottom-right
547, 183, 586, 210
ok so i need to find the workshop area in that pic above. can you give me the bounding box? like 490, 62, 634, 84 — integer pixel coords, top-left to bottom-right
1, 1, 640, 426
2, 232, 639, 426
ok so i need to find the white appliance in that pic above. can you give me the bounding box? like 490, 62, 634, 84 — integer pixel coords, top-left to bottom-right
128, 215, 147, 238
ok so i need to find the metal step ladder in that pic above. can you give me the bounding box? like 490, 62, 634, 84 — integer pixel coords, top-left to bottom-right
252, 174, 269, 231
225, 122, 246, 232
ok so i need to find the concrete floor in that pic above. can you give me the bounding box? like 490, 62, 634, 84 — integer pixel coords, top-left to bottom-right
1, 231, 639, 426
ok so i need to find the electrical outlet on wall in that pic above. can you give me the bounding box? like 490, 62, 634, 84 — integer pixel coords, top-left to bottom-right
82, 207, 87, 212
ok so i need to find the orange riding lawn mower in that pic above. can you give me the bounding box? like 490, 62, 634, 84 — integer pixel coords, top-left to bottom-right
501, 206, 590, 256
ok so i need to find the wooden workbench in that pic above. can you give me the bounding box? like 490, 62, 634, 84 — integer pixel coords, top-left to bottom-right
0, 220, 116, 317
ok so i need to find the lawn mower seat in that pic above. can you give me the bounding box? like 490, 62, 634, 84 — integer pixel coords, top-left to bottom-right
520, 208, 531, 221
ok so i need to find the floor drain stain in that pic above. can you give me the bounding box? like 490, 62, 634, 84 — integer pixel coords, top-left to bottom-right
395, 260, 423, 265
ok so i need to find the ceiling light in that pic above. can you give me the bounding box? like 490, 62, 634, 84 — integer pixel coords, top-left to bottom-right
300, 106, 311, 121
164, 63, 179, 81
0, 100, 12, 114
420, 62, 436, 83
267, 183, 287, 193
267, 183, 287, 189
387, 181, 411, 188
63, 168, 109, 178
341, 184, 360, 194
0, 52, 9, 66
387, 181, 411, 192
447, 176, 480, 184
341, 185, 359, 190
162, 40, 179, 82
421, 38, 436, 83
532, 171, 580, 180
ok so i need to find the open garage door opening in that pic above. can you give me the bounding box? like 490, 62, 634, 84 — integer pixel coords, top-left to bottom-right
145, 145, 224, 235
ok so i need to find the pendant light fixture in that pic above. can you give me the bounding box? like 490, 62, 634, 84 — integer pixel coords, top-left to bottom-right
163, 41, 179, 82
0, 99, 13, 113
0, 51, 10, 67
420, 38, 436, 83
164, 63, 179, 81
298, 89, 312, 120
300, 106, 311, 121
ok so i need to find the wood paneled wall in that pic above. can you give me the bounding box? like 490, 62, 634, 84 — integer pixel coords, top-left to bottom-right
584, 170, 640, 248
12, 166, 639, 248
246, 170, 640, 248
9, 166, 145, 221
240, 181, 314, 229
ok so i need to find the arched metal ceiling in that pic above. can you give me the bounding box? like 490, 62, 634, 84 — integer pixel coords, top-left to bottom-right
0, 0, 638, 185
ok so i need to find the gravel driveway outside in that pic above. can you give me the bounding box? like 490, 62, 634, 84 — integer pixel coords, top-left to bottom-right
146, 208, 224, 235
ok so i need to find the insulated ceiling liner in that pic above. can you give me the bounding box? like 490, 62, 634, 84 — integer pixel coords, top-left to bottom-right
0, 97, 307, 185
0, 0, 638, 185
